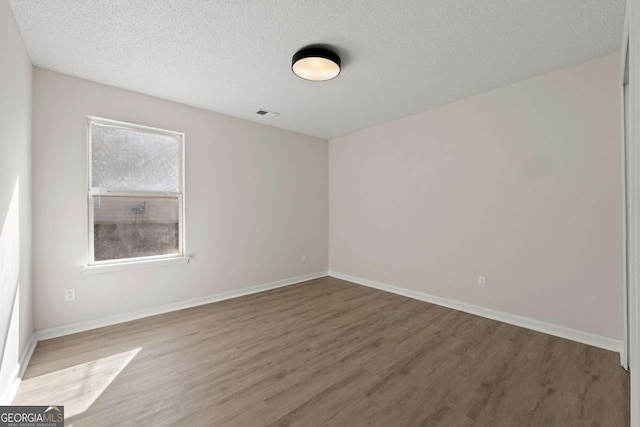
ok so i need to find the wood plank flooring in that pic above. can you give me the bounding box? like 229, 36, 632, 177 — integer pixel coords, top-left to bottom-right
13, 276, 629, 426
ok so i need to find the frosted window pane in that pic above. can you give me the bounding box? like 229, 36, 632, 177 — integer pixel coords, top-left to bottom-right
91, 123, 181, 191
93, 195, 179, 261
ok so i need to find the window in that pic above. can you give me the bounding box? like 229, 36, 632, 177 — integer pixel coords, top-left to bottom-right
87, 117, 185, 265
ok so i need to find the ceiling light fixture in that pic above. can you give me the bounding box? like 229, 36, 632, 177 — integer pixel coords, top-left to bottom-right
292, 47, 341, 81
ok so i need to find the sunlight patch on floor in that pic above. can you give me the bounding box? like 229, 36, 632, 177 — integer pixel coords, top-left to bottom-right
13, 347, 141, 418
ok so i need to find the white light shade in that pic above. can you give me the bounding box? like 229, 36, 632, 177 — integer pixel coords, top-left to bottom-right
293, 57, 340, 81
292, 47, 341, 81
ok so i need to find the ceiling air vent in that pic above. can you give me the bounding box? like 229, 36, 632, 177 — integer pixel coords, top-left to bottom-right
256, 109, 280, 118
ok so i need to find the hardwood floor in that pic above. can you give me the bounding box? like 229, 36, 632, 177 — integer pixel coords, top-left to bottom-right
13, 276, 629, 426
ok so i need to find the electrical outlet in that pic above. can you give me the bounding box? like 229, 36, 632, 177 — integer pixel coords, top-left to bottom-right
478, 276, 486, 288
65, 288, 75, 302
301, 254, 307, 264
386, 263, 393, 271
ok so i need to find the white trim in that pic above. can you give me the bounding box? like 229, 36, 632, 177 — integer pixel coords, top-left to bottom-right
86, 115, 185, 139
89, 190, 181, 197
627, 0, 640, 424
81, 256, 191, 275
2, 271, 623, 404
1, 272, 327, 401
86, 116, 186, 265
329, 271, 623, 354
38, 271, 328, 341
621, 19, 630, 369
0, 334, 37, 405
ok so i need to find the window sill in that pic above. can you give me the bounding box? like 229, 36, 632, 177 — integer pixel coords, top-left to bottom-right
81, 256, 191, 275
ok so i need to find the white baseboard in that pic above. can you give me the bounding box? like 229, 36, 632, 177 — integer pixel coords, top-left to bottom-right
329, 271, 623, 355
1, 272, 328, 403
4, 270, 621, 404
0, 333, 37, 405
37, 271, 328, 341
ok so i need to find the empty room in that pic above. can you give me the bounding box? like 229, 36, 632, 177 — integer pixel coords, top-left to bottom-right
1, 0, 639, 426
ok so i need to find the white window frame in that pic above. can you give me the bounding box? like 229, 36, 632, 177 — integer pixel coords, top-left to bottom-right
86, 116, 186, 267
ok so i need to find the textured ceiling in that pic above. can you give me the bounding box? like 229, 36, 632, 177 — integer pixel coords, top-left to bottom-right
9, 0, 626, 139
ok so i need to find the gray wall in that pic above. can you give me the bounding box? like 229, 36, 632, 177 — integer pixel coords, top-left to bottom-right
32, 68, 328, 330
0, 0, 33, 398
330, 53, 623, 340
11, 25, 627, 387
